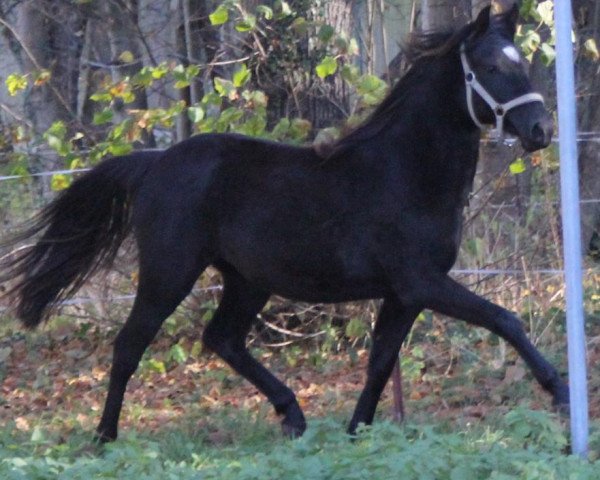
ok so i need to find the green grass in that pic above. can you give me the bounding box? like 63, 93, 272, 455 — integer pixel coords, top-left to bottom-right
0, 408, 598, 479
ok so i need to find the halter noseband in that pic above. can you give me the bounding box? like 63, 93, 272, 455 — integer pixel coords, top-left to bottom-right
459, 44, 544, 139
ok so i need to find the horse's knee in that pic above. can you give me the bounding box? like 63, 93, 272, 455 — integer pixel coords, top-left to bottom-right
491, 310, 525, 337
202, 322, 238, 360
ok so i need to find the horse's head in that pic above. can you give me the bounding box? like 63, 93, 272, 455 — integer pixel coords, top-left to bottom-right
461, 1, 553, 151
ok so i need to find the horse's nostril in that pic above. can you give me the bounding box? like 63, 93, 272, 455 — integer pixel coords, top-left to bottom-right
530, 120, 552, 147
531, 123, 545, 141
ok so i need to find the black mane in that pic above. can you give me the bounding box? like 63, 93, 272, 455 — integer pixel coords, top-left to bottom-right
316, 9, 488, 160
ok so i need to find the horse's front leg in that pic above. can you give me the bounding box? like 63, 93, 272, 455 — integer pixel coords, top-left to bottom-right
418, 275, 569, 408
348, 298, 420, 435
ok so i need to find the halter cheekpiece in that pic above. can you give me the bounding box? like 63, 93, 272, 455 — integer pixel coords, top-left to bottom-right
459, 44, 544, 139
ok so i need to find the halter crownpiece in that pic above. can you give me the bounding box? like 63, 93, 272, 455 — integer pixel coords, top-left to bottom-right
459, 44, 545, 140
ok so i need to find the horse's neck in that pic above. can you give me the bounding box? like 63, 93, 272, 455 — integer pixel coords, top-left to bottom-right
379, 61, 481, 207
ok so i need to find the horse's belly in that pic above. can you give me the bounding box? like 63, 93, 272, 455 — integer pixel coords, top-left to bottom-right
218, 242, 388, 303
266, 271, 389, 303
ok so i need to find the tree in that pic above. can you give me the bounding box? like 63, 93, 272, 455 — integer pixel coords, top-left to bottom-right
573, 0, 600, 254
6, 1, 89, 156
421, 0, 470, 30
102, 0, 155, 146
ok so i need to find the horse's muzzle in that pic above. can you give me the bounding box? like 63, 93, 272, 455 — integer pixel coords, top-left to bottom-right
522, 116, 553, 152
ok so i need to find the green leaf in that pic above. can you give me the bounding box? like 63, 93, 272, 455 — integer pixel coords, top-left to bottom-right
536, 0, 554, 26
188, 106, 205, 123
151, 62, 169, 79
540, 43, 556, 66
93, 108, 114, 125
345, 318, 368, 339
6, 73, 28, 96
44, 121, 72, 156
237, 114, 267, 137
46, 120, 67, 138
356, 74, 387, 106
277, 0, 292, 17
348, 38, 359, 56
235, 14, 256, 32
46, 135, 67, 155
145, 358, 166, 374
519, 0, 537, 19
108, 142, 133, 156
173, 64, 200, 89
209, 5, 229, 26
289, 118, 312, 141
315, 56, 338, 79
132, 67, 154, 87
217, 107, 244, 129
169, 344, 188, 365
233, 64, 251, 88
51, 174, 72, 191
89, 92, 112, 102
30, 426, 45, 443
242, 89, 268, 108
190, 341, 203, 358
340, 64, 359, 83
120, 91, 136, 103
271, 118, 290, 139
509, 157, 527, 175
256, 5, 273, 20
291, 17, 308, 35
318, 24, 335, 44
118, 50, 135, 64
517, 25, 541, 59
214, 77, 237, 99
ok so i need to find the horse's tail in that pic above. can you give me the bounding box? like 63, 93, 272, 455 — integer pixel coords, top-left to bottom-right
0, 150, 161, 329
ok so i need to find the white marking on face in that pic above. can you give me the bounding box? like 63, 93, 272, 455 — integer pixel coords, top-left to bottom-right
502, 45, 521, 63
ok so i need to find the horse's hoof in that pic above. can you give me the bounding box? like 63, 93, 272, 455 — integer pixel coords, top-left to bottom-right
281, 420, 305, 438
278, 400, 306, 438
281, 408, 306, 439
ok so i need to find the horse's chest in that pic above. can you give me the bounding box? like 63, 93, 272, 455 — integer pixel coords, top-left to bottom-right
375, 207, 464, 274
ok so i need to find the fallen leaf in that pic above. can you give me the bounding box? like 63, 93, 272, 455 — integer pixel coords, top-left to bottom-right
503, 365, 526, 384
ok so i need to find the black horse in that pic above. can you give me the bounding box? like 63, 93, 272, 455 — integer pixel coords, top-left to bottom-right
1, 4, 568, 442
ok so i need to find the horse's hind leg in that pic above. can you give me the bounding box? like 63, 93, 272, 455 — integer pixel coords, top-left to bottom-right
95, 252, 207, 442
202, 269, 306, 437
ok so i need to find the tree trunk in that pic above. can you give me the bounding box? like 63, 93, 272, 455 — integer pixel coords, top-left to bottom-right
103, 0, 154, 146
171, 0, 220, 142
573, 0, 600, 255
421, 0, 470, 31
13, 1, 87, 138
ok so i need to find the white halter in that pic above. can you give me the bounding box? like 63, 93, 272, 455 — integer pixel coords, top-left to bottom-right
459, 44, 544, 139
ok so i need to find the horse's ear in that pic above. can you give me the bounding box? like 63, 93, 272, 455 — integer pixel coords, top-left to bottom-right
471, 5, 491, 37
490, 1, 519, 37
